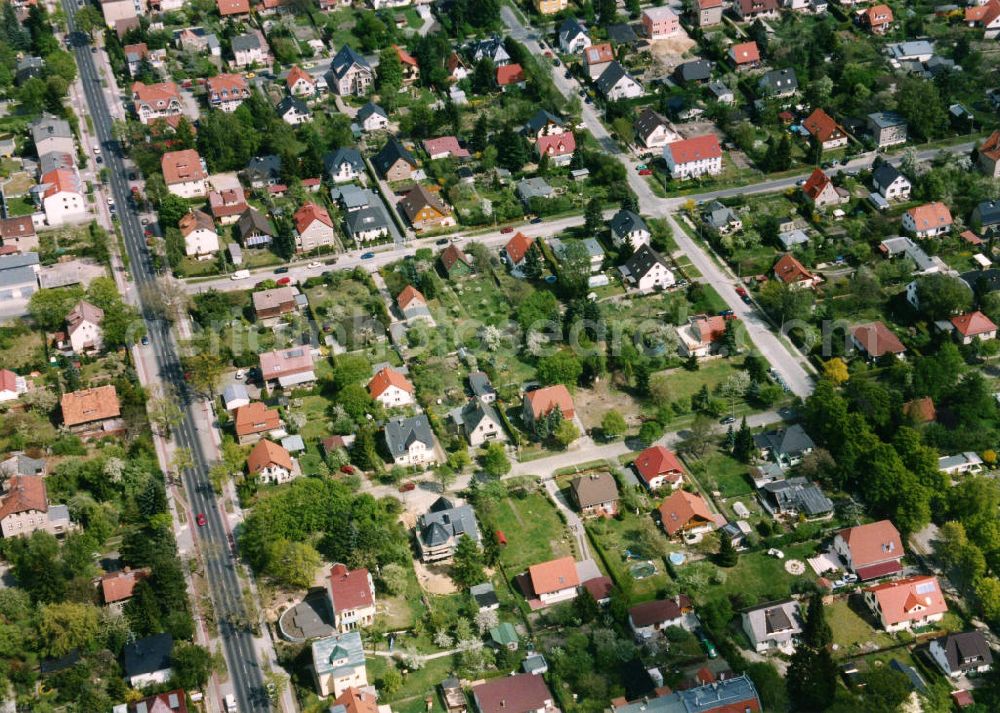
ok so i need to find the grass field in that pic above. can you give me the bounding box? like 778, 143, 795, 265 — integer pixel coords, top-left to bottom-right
490, 491, 575, 574
826, 597, 897, 657
366, 655, 455, 713
586, 509, 673, 602
685, 449, 754, 498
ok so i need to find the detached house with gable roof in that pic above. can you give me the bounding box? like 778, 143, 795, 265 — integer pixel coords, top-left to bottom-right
179, 209, 219, 257
619, 245, 675, 292
610, 209, 651, 250
802, 168, 847, 209
834, 519, 905, 580
629, 596, 693, 639
930, 631, 994, 678
162, 149, 208, 199
536, 133, 576, 167
523, 557, 580, 606
37, 168, 86, 226
864, 575, 948, 632
742, 600, 803, 653
473, 673, 555, 713
852, 321, 907, 360
633, 445, 685, 491
233, 402, 281, 444
398, 185, 456, 231
872, 162, 911, 201
416, 496, 481, 562
595, 62, 644, 100
569, 472, 619, 518
286, 65, 317, 97
373, 138, 417, 182
634, 108, 678, 150
679, 313, 729, 358
949, 311, 998, 344
658, 489, 721, 538
803, 108, 848, 150
131, 82, 183, 126
978, 130, 1000, 178
903, 202, 953, 238
558, 17, 591, 54
522, 385, 576, 431
663, 134, 722, 179
293, 202, 335, 252
247, 438, 295, 484
259, 347, 316, 393
0, 475, 71, 539
860, 4, 894, 34
503, 231, 536, 275
356, 102, 389, 132
206, 74, 250, 112
773, 253, 820, 289
696, 0, 724, 26
327, 563, 376, 632
66, 299, 104, 355
384, 415, 438, 467
324, 147, 365, 184
61, 385, 123, 439
327, 45, 373, 96
368, 366, 415, 407
311, 630, 367, 697
459, 400, 506, 447
583, 43, 615, 79
728, 41, 761, 69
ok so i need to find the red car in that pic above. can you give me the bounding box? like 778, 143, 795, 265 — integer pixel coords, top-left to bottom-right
500, 226, 514, 234
276, 276, 292, 286
340, 465, 355, 474
638, 169, 652, 176
196, 513, 207, 527
398, 481, 416, 492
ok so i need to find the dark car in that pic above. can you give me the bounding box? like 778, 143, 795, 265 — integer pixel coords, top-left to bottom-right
720, 415, 735, 425
361, 252, 375, 260
530, 217, 543, 224
196, 513, 207, 527
436, 238, 449, 245
140, 335, 149, 346
274, 266, 289, 274
500, 226, 514, 234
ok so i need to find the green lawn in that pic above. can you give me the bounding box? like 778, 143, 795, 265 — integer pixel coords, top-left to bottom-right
685, 449, 754, 498
489, 491, 575, 574
826, 597, 897, 657
366, 655, 456, 713
586, 508, 673, 602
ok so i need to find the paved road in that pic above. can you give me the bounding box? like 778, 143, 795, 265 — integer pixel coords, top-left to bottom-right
61, 6, 273, 711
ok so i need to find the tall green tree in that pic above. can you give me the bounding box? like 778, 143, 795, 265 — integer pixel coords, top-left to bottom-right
451, 535, 485, 587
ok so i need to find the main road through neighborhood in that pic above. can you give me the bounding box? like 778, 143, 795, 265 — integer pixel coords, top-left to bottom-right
60, 2, 272, 711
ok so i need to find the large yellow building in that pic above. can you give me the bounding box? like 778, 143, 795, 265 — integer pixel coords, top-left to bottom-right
534, 0, 568, 15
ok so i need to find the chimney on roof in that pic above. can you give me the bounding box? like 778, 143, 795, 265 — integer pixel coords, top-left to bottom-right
500, 700, 506, 708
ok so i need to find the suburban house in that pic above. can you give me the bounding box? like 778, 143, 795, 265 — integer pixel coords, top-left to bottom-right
868, 112, 908, 148
802, 168, 846, 209
471, 582, 500, 612
327, 563, 376, 632
99, 568, 149, 608
398, 185, 456, 231
497, 64, 527, 90
642, 7, 679, 38
735, 0, 780, 20
61, 385, 123, 439
696, 0, 724, 26
533, 0, 568, 15
330, 688, 379, 713
468, 35, 510, 66
703, 201, 742, 235
259, 347, 316, 393
503, 231, 536, 274
904, 202, 953, 238
949, 311, 998, 344
459, 400, 506, 447
357, 102, 389, 132
754, 425, 815, 467
595, 62, 644, 100
773, 253, 820, 289
396, 285, 432, 322
327, 45, 373, 96
422, 136, 470, 160
972, 199, 1000, 237
657, 489, 720, 538
286, 65, 317, 97
208, 185, 248, 224
728, 41, 761, 69
368, 366, 415, 408
864, 575, 948, 632
415, 496, 481, 562
469, 371, 496, 404
522, 385, 575, 431
536, 132, 576, 167
384, 415, 438, 467
311, 630, 367, 697
293, 202, 335, 252
162, 149, 208, 199
37, 168, 87, 226
872, 162, 912, 201
0, 475, 71, 539
277, 96, 311, 125
252, 286, 298, 322
236, 208, 274, 248
930, 631, 993, 678
619, 245, 675, 293
834, 520, 905, 580
131, 81, 182, 125
741, 600, 803, 654
32, 115, 75, 157
233, 402, 281, 444
939, 452, 984, 477
472, 674, 555, 713
569, 473, 619, 518
758, 68, 798, 98
324, 147, 365, 184
179, 209, 219, 257
231, 30, 268, 67
861, 4, 894, 34
66, 300, 104, 355
440, 244, 473, 278
0, 370, 27, 402
0, 215, 38, 253
678, 314, 729, 358
523, 109, 566, 140
222, 383, 250, 412
610, 209, 651, 250
803, 108, 848, 150
611, 676, 761, 713
217, 0, 251, 17
633, 445, 685, 491
372, 138, 417, 182
978, 130, 1000, 178
629, 597, 693, 640
206, 74, 250, 112
558, 17, 591, 54
851, 321, 907, 360
634, 108, 678, 149
583, 43, 615, 79
393, 44, 419, 83
663, 134, 723, 179
122, 636, 175, 691
247, 439, 295, 485
759, 476, 834, 520
244, 154, 283, 188
524, 556, 580, 606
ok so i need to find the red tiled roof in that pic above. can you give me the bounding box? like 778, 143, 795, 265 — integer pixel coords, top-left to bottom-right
0, 216, 35, 242
328, 563, 374, 613
582, 576, 613, 602
293, 202, 333, 234
394, 44, 418, 67
179, 210, 215, 238
537, 132, 576, 158
729, 41, 760, 65
852, 321, 906, 357
61, 385, 120, 426
207, 73, 248, 96
802, 168, 832, 201
0, 369, 18, 394
161, 149, 206, 185
247, 439, 292, 474
524, 385, 575, 420
474, 674, 552, 713
129, 690, 188, 713
629, 596, 692, 627
665, 134, 722, 165
332, 688, 378, 713
497, 64, 526, 86
699, 0, 722, 7
259, 347, 313, 379
396, 284, 426, 310
980, 130, 1000, 161
856, 559, 903, 581
903, 397, 936, 424
217, 0, 250, 15
657, 490, 717, 536
440, 244, 471, 271
773, 253, 814, 284
422, 136, 470, 158
368, 366, 415, 399
961, 230, 984, 246
866, 575, 947, 626
584, 43, 614, 66
634, 445, 684, 487
951, 310, 997, 337
0, 475, 48, 521
906, 202, 953, 231
209, 187, 248, 218
863, 4, 893, 27
981, 0, 1000, 27
234, 402, 281, 436
838, 520, 903, 569
803, 108, 845, 143
131, 81, 180, 106
286, 65, 315, 90
100, 569, 149, 604
528, 556, 579, 595
40, 168, 81, 199
505, 231, 535, 264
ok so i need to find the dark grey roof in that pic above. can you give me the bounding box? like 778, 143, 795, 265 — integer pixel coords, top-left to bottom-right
277, 96, 309, 117
430, 496, 454, 513
961, 268, 1000, 294
703, 201, 737, 229
676, 60, 712, 84
763, 477, 833, 517
754, 424, 815, 458
245, 154, 281, 181
621, 244, 668, 280
231, 32, 262, 52
607, 23, 639, 47
939, 631, 993, 672
1, 453, 46, 477
758, 68, 798, 95
868, 111, 906, 129
470, 582, 499, 608
764, 606, 793, 634
610, 209, 648, 237
890, 659, 927, 693
468, 35, 509, 64
122, 633, 173, 677
324, 147, 364, 175
237, 207, 273, 238
595, 61, 632, 95
31, 115, 72, 144
634, 108, 668, 140
331, 44, 371, 76
558, 17, 587, 42
372, 137, 416, 176
974, 200, 1000, 227
357, 101, 387, 122
417, 499, 481, 545
872, 162, 904, 188
384, 415, 434, 455
40, 649, 80, 674
345, 205, 388, 236
524, 109, 564, 135
469, 371, 495, 398
461, 400, 500, 433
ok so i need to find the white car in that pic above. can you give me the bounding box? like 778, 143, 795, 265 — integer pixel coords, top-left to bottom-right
767, 548, 785, 559
308, 261, 321, 268
224, 694, 238, 713
235, 369, 246, 380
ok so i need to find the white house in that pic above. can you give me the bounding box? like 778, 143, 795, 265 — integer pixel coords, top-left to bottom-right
619, 245, 675, 293
357, 102, 389, 131
179, 209, 219, 257
293, 202, 335, 252
324, 147, 365, 184
871, 163, 912, 201
37, 168, 87, 226
634, 108, 679, 149
929, 631, 993, 678
384, 415, 438, 467
609, 209, 651, 250
526, 557, 580, 606
0, 369, 27, 402
741, 600, 802, 654
247, 439, 295, 485
460, 401, 507, 447
903, 202, 952, 238
66, 300, 104, 355
629, 597, 692, 640
161, 150, 208, 199
663, 135, 723, 179
123, 634, 174, 689
595, 62, 644, 101
368, 366, 415, 408
558, 18, 591, 54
